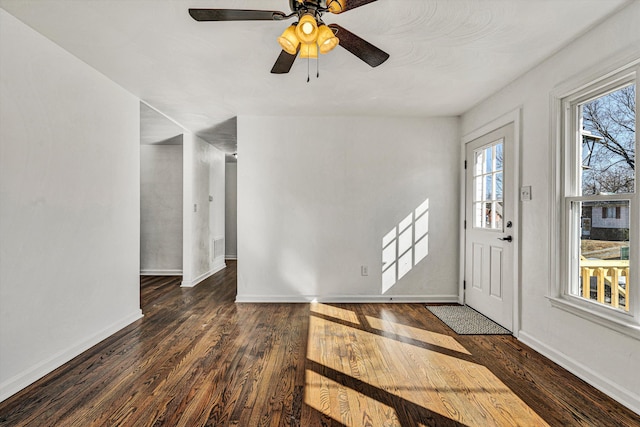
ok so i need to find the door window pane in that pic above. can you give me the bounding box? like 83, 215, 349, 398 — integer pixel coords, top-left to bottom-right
485, 146, 493, 173
474, 150, 483, 175
485, 202, 493, 228
495, 143, 503, 170
485, 175, 493, 200
496, 172, 503, 200
474, 176, 482, 200
474, 202, 483, 228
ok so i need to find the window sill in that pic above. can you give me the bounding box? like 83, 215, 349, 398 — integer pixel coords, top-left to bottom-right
547, 296, 640, 341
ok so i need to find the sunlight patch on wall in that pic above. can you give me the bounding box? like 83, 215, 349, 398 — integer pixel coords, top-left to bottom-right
382, 199, 429, 293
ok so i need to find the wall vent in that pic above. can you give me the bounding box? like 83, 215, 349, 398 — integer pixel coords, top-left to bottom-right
213, 238, 225, 259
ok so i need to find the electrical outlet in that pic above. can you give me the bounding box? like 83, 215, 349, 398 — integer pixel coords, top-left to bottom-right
361, 265, 368, 276
193, 203, 198, 212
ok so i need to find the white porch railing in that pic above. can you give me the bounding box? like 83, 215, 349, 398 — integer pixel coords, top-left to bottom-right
580, 259, 629, 312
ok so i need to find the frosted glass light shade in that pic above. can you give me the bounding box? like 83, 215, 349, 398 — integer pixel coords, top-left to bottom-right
317, 25, 339, 54
295, 14, 318, 44
278, 25, 300, 55
299, 42, 318, 59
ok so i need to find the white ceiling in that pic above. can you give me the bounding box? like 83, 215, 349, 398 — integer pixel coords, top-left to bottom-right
0, 0, 631, 149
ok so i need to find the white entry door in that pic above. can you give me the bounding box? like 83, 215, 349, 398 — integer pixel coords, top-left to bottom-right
465, 123, 514, 331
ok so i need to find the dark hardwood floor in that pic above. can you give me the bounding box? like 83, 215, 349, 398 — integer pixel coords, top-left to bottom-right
0, 260, 638, 426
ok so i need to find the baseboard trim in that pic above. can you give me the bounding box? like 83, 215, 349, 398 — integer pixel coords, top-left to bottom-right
0, 309, 143, 403
518, 331, 640, 415
140, 269, 182, 276
235, 294, 459, 303
181, 261, 226, 288
225, 256, 237, 260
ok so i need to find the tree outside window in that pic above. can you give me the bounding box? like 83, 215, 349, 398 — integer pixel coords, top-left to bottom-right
581, 84, 635, 195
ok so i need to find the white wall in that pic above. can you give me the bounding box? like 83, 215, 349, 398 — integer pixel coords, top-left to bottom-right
237, 115, 460, 302
461, 2, 640, 413
225, 162, 238, 259
181, 133, 226, 287
140, 143, 183, 275
0, 10, 142, 402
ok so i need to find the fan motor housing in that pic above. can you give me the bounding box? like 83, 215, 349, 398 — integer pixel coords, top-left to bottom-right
289, 0, 326, 13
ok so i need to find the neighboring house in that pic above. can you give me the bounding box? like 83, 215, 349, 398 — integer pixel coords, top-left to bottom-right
582, 201, 630, 241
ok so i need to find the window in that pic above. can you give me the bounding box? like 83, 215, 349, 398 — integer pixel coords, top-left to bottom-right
472, 140, 503, 230
553, 62, 639, 336
601, 206, 621, 219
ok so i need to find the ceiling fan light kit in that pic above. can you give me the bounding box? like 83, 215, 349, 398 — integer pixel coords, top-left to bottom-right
300, 41, 319, 59
327, 0, 346, 14
281, 15, 339, 59
295, 14, 318, 43
277, 25, 300, 55
317, 25, 339, 54
188, 0, 389, 75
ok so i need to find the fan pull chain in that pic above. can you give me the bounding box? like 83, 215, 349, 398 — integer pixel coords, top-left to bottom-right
305, 45, 319, 83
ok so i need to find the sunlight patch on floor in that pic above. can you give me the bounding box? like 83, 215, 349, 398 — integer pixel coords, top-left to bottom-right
310, 303, 360, 324
365, 315, 471, 355
305, 369, 401, 427
305, 315, 549, 426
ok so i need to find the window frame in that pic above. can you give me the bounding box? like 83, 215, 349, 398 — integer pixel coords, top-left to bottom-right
550, 60, 640, 339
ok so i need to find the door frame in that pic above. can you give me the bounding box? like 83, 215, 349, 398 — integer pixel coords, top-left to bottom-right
459, 108, 522, 337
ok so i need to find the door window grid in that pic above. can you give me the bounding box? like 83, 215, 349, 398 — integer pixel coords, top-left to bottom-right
473, 140, 504, 230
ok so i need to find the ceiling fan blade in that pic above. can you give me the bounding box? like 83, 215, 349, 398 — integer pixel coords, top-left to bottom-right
327, 0, 379, 14
328, 24, 389, 67
271, 50, 298, 74
188, 9, 287, 21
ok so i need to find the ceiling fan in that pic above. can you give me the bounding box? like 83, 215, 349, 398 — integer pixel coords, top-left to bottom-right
188, 0, 389, 74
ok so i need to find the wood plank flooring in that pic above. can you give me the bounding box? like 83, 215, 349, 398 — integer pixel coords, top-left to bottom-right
0, 261, 638, 426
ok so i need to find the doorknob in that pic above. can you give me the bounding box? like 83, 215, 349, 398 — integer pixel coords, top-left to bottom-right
498, 236, 513, 242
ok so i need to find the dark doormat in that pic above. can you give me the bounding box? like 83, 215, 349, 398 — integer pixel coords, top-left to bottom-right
426, 305, 511, 335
